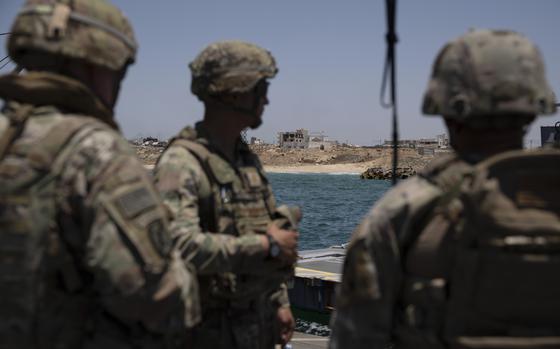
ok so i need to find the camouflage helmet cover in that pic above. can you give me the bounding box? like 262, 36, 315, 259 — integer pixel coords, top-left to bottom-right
189, 40, 278, 98
8, 0, 137, 72
422, 29, 556, 122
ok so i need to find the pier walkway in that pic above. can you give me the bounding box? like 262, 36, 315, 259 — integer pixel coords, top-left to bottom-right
287, 332, 329, 349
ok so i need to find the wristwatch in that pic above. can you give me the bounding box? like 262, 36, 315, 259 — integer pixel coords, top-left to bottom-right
267, 234, 281, 259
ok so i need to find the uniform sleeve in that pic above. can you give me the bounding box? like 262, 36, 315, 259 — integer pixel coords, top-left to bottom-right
154, 145, 273, 275
57, 128, 200, 332
329, 209, 401, 349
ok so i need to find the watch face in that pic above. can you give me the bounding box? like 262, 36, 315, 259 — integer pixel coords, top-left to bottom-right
270, 244, 281, 258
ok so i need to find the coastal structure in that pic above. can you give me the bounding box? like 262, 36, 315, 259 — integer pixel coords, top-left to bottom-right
277, 129, 339, 150
382, 134, 448, 148
130, 136, 168, 148
382, 133, 450, 155
541, 123, 559, 146
308, 132, 338, 150
278, 129, 310, 149
249, 136, 265, 145
436, 133, 449, 148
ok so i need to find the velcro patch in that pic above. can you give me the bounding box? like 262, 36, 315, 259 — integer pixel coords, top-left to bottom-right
116, 187, 156, 218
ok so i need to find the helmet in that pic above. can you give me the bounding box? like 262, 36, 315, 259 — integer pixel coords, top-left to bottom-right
8, 0, 137, 72
422, 29, 556, 124
190, 40, 278, 99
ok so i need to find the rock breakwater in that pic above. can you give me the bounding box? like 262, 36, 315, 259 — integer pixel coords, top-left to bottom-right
360, 167, 416, 180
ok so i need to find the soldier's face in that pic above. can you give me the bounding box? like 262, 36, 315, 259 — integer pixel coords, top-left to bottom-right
248, 80, 270, 129
218, 81, 269, 129
229, 82, 269, 129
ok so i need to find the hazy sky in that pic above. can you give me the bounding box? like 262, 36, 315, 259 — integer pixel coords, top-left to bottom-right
1, 0, 558, 146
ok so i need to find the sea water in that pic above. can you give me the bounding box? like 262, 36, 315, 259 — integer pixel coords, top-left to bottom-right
268, 173, 391, 336
268, 173, 392, 250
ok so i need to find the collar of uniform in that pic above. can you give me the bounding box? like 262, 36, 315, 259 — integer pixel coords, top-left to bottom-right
193, 121, 251, 166
0, 72, 118, 129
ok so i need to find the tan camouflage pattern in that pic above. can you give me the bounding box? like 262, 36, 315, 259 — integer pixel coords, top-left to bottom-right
154, 123, 292, 349
329, 156, 473, 349
0, 72, 199, 348
9, 0, 137, 71
422, 29, 556, 121
190, 40, 278, 97
155, 144, 269, 274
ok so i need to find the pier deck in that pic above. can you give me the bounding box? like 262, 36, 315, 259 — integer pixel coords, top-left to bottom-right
289, 332, 329, 349
289, 246, 345, 324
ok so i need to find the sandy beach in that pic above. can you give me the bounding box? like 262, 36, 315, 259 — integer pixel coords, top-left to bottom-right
146, 163, 367, 174
264, 163, 366, 174
137, 145, 439, 176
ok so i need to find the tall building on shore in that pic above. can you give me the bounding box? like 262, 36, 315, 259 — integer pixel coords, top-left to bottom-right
541, 123, 559, 146
277, 129, 339, 150
277, 129, 309, 149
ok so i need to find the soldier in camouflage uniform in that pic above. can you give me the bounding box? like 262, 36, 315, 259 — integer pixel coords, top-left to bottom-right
0, 1, 199, 348
330, 30, 559, 349
154, 41, 300, 349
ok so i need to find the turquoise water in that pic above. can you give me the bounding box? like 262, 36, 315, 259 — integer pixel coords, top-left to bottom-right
268, 173, 391, 250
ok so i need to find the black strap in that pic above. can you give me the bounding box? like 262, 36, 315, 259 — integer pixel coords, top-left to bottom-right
170, 138, 220, 232
0, 103, 34, 161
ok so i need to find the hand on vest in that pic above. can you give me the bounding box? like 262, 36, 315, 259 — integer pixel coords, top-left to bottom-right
266, 224, 299, 265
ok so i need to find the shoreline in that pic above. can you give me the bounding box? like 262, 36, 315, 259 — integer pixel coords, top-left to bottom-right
144, 163, 367, 174
264, 164, 365, 174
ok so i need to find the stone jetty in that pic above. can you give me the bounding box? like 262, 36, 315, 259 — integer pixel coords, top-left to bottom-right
360, 167, 416, 180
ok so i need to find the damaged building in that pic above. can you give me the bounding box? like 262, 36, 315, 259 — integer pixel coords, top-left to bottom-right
277, 129, 309, 149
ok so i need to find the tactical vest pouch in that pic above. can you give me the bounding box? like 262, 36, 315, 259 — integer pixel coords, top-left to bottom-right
169, 137, 275, 237
444, 149, 560, 345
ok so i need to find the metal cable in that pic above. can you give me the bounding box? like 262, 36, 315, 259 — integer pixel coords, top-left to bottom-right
380, 0, 399, 185
0, 59, 12, 71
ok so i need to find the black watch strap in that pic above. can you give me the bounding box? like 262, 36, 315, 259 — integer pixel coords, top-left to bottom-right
267, 234, 281, 259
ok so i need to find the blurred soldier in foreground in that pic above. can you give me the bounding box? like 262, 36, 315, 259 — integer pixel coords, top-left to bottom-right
0, 0, 199, 348
154, 41, 299, 349
330, 29, 560, 349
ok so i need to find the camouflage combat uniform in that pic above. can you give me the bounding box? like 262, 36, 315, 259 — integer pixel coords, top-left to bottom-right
329, 154, 472, 348
0, 1, 199, 348
155, 41, 293, 349
329, 30, 559, 349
